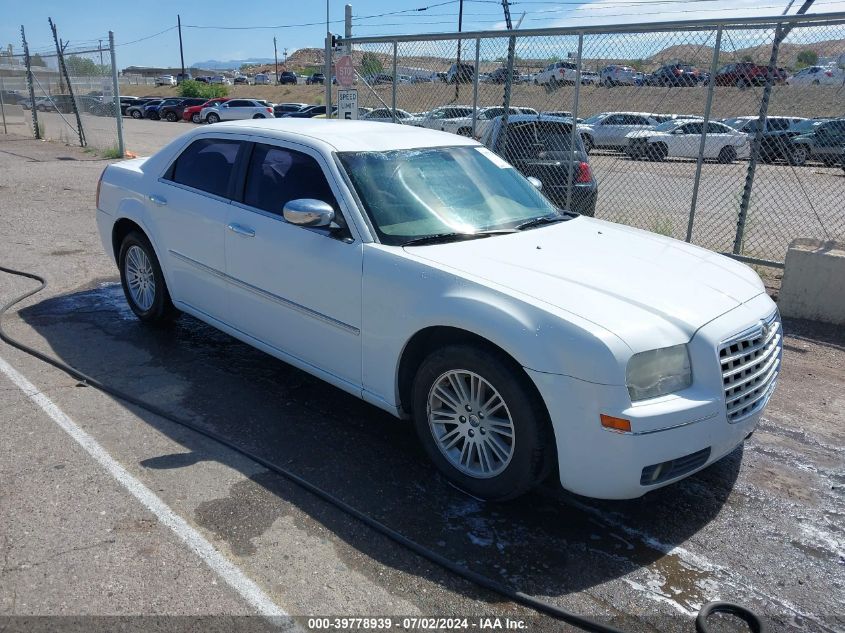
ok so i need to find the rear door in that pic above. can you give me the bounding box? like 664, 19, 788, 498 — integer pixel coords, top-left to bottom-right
223, 140, 363, 388
222, 100, 253, 120
154, 136, 247, 320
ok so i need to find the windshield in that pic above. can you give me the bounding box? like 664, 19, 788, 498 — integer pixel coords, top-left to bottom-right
338, 146, 562, 246
583, 113, 607, 124
790, 119, 825, 132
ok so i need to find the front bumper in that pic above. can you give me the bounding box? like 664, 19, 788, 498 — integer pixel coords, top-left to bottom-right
528, 292, 779, 499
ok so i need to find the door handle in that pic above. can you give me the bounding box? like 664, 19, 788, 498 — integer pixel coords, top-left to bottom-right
149, 194, 167, 206
227, 223, 255, 237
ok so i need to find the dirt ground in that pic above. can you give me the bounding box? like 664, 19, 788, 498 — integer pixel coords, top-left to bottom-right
1, 135, 843, 631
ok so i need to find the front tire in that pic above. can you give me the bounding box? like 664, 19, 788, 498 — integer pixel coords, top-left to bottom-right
192, 113, 201, 124
648, 143, 668, 161
718, 145, 737, 164
412, 345, 553, 501
130, 110, 142, 119
118, 232, 176, 325
165, 111, 178, 122
789, 145, 808, 166
206, 112, 220, 124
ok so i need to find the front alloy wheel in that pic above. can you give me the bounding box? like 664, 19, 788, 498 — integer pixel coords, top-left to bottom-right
427, 370, 515, 478
412, 344, 553, 500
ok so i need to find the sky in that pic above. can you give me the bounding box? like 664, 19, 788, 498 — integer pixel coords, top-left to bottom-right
3, 0, 845, 68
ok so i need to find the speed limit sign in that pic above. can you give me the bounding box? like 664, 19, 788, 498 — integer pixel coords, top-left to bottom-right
337, 89, 358, 120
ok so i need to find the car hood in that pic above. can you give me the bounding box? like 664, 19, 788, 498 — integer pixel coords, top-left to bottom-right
405, 217, 764, 351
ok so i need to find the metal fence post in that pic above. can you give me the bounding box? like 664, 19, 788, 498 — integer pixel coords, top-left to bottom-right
109, 32, 124, 157
324, 33, 332, 118
21, 26, 40, 140
50, 18, 85, 147
0, 75, 7, 134
686, 26, 722, 243
566, 33, 584, 213
391, 41, 398, 123
471, 37, 480, 137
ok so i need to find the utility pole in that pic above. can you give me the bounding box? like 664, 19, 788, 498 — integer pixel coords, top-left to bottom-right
454, 0, 464, 101
274, 36, 278, 83
325, 0, 331, 118
98, 39, 103, 65
345, 4, 352, 52
178, 15, 185, 81
498, 0, 516, 152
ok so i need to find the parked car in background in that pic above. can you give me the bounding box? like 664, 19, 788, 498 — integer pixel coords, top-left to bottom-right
650, 64, 703, 86
488, 67, 520, 84
722, 115, 806, 162
362, 108, 418, 123
600, 65, 636, 86
364, 73, 394, 85
160, 97, 207, 122
416, 106, 476, 131
579, 112, 660, 152
480, 114, 597, 215
254, 74, 271, 85
202, 99, 274, 123
155, 75, 176, 87
146, 98, 182, 121
0, 90, 26, 104
786, 65, 845, 86
581, 71, 600, 85
652, 113, 703, 123
535, 61, 578, 87
788, 118, 845, 166
273, 102, 309, 117
306, 73, 325, 85
175, 72, 192, 84
714, 62, 768, 87
278, 104, 337, 118
446, 62, 474, 84
233, 76, 249, 85
278, 71, 298, 85
210, 76, 232, 85
126, 99, 161, 119
183, 97, 230, 123
633, 71, 645, 86
434, 106, 531, 138
194, 76, 210, 84
541, 110, 573, 119
625, 119, 749, 163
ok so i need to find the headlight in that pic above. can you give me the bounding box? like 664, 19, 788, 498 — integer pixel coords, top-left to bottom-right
626, 344, 692, 401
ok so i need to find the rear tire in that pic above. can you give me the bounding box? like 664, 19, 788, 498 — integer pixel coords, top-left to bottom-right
412, 344, 553, 501
718, 146, 737, 164
648, 143, 668, 161
789, 145, 808, 166
130, 110, 142, 119
252, 114, 265, 119
118, 231, 176, 325
191, 113, 201, 124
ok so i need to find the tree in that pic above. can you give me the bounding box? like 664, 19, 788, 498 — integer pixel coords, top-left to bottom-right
64, 55, 108, 76
30, 53, 46, 67
361, 52, 383, 76
796, 50, 818, 68
179, 79, 227, 99
741, 54, 754, 62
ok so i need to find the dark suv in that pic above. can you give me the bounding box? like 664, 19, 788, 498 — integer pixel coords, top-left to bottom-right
790, 118, 845, 166
306, 73, 325, 85
278, 71, 298, 85
714, 62, 768, 87
159, 97, 207, 122
649, 64, 702, 86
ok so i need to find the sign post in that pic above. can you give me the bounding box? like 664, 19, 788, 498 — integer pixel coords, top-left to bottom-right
337, 89, 358, 120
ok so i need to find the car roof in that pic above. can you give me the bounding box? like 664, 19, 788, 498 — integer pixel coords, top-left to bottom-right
195, 119, 480, 152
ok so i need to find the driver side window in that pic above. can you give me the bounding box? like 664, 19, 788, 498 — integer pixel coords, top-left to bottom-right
243, 144, 340, 218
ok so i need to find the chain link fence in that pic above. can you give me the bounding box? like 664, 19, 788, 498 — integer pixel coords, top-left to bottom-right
342, 12, 845, 266
1, 28, 124, 155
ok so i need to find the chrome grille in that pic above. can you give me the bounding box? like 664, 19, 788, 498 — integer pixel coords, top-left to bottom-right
719, 312, 782, 423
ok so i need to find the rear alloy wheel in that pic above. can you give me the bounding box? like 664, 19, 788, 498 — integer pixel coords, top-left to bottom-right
206, 112, 220, 124
718, 146, 737, 164
118, 232, 176, 325
648, 143, 668, 161
191, 113, 201, 124
412, 345, 553, 501
789, 145, 808, 166
130, 110, 142, 119
165, 111, 178, 122
252, 114, 265, 119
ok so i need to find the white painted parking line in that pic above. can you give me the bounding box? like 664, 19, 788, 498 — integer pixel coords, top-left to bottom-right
0, 354, 293, 626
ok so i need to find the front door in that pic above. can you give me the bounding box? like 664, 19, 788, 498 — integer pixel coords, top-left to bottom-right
224, 141, 363, 389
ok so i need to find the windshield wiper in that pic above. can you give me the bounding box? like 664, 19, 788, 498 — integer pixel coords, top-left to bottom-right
515, 214, 570, 231
402, 229, 516, 247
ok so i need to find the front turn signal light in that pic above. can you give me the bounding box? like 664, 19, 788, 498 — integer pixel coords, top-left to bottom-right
600, 414, 631, 433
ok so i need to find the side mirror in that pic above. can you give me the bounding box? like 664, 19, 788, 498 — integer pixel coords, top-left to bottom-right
527, 176, 543, 191
283, 199, 335, 227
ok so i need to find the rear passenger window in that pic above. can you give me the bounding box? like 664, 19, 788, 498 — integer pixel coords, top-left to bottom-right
167, 138, 241, 198
244, 144, 339, 216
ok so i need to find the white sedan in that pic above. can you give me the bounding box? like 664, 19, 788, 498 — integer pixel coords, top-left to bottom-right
96, 119, 781, 500
200, 99, 275, 123
786, 65, 845, 86
625, 119, 750, 162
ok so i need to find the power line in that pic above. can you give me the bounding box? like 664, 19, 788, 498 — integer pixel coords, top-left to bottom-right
115, 26, 178, 47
